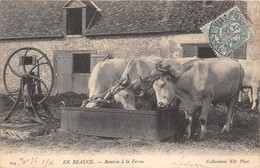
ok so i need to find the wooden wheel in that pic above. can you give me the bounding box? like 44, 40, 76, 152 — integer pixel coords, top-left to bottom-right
3, 47, 54, 104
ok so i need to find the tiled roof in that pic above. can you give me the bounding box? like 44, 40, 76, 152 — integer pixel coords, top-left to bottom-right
0, 1, 236, 39
86, 1, 235, 36
0, 1, 64, 39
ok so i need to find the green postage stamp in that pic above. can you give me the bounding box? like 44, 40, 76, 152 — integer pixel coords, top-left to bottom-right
201, 6, 254, 57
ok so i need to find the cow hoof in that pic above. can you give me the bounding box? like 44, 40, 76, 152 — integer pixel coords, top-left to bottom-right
220, 128, 229, 133
220, 124, 230, 133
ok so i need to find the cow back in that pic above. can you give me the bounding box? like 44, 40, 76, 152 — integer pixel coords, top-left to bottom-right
88, 58, 128, 97
238, 59, 260, 87
121, 56, 162, 86
178, 58, 243, 103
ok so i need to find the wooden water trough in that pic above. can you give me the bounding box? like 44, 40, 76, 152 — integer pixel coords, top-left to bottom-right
59, 106, 183, 141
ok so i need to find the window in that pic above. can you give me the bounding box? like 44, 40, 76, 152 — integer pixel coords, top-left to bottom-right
198, 47, 216, 58
19, 55, 36, 65
181, 44, 217, 58
63, 1, 101, 36
73, 54, 91, 73
66, 8, 82, 35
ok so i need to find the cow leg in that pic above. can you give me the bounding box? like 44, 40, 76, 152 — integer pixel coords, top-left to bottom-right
238, 90, 242, 102
248, 88, 253, 103
221, 95, 237, 132
199, 100, 211, 139
184, 111, 192, 139
230, 111, 235, 126
251, 85, 258, 110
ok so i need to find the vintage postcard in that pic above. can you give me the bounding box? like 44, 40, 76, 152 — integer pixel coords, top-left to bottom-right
0, 0, 259, 168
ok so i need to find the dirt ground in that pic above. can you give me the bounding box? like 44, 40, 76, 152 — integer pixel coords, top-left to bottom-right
0, 92, 259, 156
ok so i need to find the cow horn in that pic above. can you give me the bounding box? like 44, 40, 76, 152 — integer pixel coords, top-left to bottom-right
106, 77, 127, 96
121, 74, 131, 87
139, 73, 160, 90
156, 63, 171, 73
155, 62, 178, 80
144, 73, 161, 83
103, 91, 112, 101
155, 60, 163, 69
155, 60, 173, 73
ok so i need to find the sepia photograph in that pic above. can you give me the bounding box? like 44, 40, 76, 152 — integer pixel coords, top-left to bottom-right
0, 0, 259, 167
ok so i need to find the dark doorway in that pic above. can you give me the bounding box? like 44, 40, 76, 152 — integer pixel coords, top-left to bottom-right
198, 47, 216, 58
66, 8, 82, 35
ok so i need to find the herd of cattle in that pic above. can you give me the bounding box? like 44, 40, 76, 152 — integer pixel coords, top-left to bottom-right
80, 55, 259, 139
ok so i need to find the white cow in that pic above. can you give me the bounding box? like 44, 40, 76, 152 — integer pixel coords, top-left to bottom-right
104, 56, 199, 110
81, 57, 128, 108
103, 56, 162, 110
149, 57, 244, 139
237, 59, 260, 110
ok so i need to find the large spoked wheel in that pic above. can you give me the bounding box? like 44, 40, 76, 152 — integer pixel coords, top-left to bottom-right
3, 47, 54, 105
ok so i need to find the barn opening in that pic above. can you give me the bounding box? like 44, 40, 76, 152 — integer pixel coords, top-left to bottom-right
197, 47, 216, 58
66, 8, 82, 35
182, 44, 217, 58
73, 53, 91, 73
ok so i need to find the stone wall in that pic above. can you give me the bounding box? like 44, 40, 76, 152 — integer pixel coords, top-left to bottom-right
4, 31, 252, 95
0, 33, 209, 94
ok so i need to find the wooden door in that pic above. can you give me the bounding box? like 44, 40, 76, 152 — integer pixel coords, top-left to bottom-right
53, 50, 106, 95
54, 52, 73, 94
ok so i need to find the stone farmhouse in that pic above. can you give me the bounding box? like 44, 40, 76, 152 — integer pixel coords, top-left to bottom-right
0, 0, 258, 95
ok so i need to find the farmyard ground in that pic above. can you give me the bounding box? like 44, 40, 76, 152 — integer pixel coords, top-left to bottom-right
0, 92, 259, 156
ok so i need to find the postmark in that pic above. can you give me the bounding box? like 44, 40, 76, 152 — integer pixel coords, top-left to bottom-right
201, 6, 254, 57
